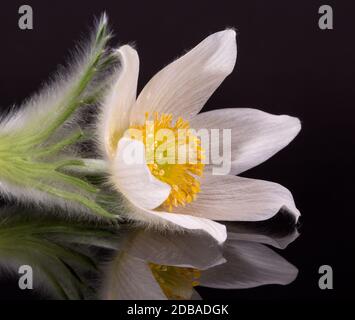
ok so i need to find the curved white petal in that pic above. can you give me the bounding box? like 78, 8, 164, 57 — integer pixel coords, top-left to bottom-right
199, 241, 298, 289
100, 45, 139, 158
112, 138, 171, 210
173, 175, 300, 222
190, 108, 301, 175
130, 30, 237, 124
123, 203, 227, 244
101, 252, 166, 300
122, 228, 225, 270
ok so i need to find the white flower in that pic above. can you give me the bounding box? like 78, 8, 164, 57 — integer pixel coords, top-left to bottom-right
99, 30, 301, 243
100, 226, 298, 300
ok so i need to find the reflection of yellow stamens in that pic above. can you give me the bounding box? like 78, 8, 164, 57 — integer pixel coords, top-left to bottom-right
149, 262, 201, 300
129, 112, 205, 211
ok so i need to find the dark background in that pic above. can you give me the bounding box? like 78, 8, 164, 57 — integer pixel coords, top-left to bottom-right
0, 0, 354, 300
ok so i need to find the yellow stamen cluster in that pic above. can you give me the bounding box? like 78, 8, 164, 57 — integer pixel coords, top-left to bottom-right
149, 262, 201, 300
129, 112, 205, 211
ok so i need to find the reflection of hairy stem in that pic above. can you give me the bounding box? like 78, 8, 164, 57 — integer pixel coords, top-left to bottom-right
0, 212, 119, 299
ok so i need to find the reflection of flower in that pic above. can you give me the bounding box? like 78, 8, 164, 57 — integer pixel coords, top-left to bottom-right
101, 224, 298, 300
0, 207, 119, 299
98, 29, 301, 243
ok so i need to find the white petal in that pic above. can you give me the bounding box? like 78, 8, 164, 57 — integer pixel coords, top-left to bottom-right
123, 203, 227, 244
130, 30, 237, 124
190, 108, 301, 175
199, 241, 298, 289
173, 175, 300, 222
100, 45, 139, 158
101, 252, 166, 300
121, 228, 225, 270
112, 138, 171, 209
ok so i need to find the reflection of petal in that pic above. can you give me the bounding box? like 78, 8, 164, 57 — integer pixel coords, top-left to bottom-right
199, 241, 298, 289
191, 289, 202, 300
226, 222, 299, 249
174, 175, 300, 223
190, 108, 301, 175
120, 228, 225, 270
130, 30, 237, 125
101, 222, 298, 300
101, 252, 166, 300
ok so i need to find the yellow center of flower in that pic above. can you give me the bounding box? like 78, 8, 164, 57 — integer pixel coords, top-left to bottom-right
149, 262, 201, 299
129, 112, 205, 211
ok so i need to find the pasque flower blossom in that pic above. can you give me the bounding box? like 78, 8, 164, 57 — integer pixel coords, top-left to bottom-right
98, 29, 301, 243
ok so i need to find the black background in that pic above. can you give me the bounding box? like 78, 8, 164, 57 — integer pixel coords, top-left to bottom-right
0, 0, 354, 301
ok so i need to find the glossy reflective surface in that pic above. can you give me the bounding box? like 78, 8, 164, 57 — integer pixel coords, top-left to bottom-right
0, 207, 298, 300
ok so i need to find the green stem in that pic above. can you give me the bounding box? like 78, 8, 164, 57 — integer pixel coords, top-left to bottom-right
35, 130, 84, 158
60, 159, 108, 176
